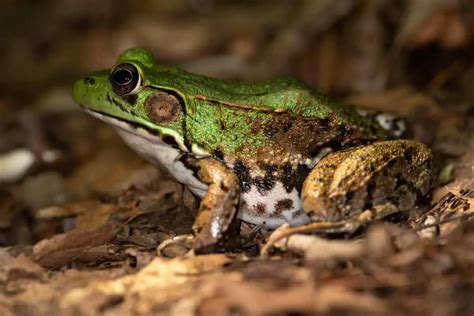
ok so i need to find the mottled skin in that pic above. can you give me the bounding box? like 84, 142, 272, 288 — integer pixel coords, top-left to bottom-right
303, 140, 432, 223
190, 157, 239, 248
73, 48, 434, 250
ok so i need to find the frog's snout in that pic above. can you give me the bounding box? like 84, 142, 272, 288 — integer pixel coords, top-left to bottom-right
72, 77, 98, 107
72, 78, 89, 105
72, 69, 110, 106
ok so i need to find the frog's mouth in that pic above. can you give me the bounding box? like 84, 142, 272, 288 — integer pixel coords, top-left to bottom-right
80, 106, 187, 151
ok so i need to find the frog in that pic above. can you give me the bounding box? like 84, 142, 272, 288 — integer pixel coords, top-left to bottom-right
72, 48, 434, 251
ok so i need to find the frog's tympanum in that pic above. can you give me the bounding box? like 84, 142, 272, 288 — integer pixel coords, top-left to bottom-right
73, 48, 433, 250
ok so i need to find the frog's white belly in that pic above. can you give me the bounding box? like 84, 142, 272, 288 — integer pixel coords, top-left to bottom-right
86, 111, 310, 228
238, 183, 310, 228
116, 128, 210, 196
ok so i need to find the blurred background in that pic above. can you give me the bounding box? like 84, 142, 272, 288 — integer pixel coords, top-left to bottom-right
0, 2, 473, 314
0, 0, 473, 245
2, 1, 473, 98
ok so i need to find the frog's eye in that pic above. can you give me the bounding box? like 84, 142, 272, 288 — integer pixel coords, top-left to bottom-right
110, 63, 142, 95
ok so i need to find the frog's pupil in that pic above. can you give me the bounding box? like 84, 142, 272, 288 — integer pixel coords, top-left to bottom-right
113, 69, 132, 85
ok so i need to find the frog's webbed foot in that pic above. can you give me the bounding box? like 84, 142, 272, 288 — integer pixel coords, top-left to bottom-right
302, 140, 433, 224
157, 234, 195, 257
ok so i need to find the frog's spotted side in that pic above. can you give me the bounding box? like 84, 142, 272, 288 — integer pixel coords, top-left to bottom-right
73, 48, 434, 249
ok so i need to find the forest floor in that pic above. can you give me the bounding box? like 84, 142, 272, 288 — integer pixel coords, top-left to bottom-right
0, 1, 473, 315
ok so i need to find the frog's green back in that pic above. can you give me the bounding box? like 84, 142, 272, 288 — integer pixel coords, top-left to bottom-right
109, 48, 392, 158
120, 48, 380, 130
156, 69, 345, 123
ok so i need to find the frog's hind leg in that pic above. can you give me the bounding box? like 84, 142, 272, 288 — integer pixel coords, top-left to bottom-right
260, 202, 399, 255
301, 139, 434, 232
261, 140, 433, 255
319, 202, 399, 233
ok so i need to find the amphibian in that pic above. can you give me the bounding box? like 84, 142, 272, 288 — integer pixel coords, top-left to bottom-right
73, 48, 433, 249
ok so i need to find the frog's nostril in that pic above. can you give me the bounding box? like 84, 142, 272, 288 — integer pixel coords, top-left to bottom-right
84, 77, 95, 85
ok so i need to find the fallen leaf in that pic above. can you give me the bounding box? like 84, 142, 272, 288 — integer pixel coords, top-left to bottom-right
33, 224, 119, 268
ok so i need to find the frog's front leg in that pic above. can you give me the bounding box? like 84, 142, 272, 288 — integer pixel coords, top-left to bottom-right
301, 140, 434, 233
191, 157, 240, 248
158, 157, 240, 255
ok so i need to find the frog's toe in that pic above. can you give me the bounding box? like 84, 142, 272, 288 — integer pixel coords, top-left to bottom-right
260, 202, 401, 254
302, 140, 434, 223
157, 234, 195, 258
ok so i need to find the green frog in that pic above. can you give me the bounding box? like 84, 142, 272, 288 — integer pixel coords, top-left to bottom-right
72, 48, 433, 250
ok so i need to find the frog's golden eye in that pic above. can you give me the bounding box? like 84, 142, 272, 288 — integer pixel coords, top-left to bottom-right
110, 63, 141, 95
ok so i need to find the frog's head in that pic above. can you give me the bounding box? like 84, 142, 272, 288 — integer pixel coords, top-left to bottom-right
73, 48, 191, 152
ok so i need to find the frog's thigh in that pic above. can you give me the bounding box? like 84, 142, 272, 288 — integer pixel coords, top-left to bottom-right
192, 157, 240, 248
302, 140, 433, 222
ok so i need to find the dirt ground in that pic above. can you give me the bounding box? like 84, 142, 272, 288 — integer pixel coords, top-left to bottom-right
0, 1, 473, 315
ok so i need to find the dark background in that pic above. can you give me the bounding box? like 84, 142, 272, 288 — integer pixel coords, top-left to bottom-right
0, 1, 473, 315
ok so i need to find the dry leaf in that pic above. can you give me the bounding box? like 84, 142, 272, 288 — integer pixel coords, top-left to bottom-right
33, 224, 119, 268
